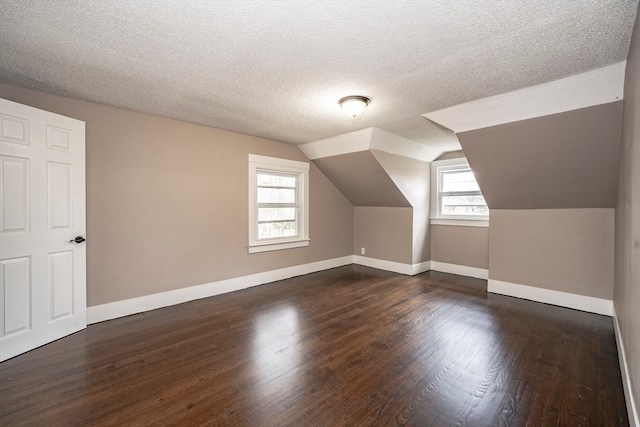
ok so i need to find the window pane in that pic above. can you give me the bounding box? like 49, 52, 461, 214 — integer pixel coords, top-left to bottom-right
442, 170, 480, 192
442, 205, 489, 216
249, 156, 309, 252
258, 221, 297, 239
257, 173, 296, 188
258, 207, 296, 222
257, 187, 296, 203
442, 195, 488, 216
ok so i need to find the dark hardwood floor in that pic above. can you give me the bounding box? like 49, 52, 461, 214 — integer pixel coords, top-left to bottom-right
0, 265, 628, 426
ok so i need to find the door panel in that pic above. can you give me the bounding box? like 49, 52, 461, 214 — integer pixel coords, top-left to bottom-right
0, 256, 31, 336
0, 99, 86, 361
49, 250, 74, 320
48, 161, 73, 229
1, 155, 30, 232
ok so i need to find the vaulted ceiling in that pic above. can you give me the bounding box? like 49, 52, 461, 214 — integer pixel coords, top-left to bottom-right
0, 0, 637, 155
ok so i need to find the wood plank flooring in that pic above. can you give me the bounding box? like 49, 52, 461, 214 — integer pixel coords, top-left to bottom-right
0, 265, 629, 426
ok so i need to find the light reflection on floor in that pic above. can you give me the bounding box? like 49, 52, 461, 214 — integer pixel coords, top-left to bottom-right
251, 305, 302, 401
421, 304, 508, 423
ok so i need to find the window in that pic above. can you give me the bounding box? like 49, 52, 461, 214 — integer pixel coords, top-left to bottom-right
430, 157, 488, 226
248, 154, 309, 253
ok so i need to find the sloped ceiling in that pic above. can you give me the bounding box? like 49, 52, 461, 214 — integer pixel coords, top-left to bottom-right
310, 149, 432, 209
458, 101, 623, 209
302, 128, 432, 207
0, 0, 637, 153
312, 151, 411, 207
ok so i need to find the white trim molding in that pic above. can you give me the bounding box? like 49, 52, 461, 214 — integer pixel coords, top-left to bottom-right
88, 256, 353, 324
411, 261, 432, 275
488, 279, 613, 316
613, 307, 640, 427
352, 256, 431, 276
430, 261, 488, 280
424, 61, 625, 133
88, 256, 437, 324
430, 218, 489, 228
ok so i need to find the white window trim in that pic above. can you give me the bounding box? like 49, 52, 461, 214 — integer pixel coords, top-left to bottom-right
248, 154, 310, 253
430, 157, 489, 228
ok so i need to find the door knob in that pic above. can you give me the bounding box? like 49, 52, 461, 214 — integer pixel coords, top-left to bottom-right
70, 236, 86, 244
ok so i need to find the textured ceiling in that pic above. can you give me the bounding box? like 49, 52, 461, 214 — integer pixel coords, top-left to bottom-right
0, 0, 637, 150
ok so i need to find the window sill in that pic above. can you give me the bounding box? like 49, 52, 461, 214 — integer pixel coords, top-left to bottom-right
248, 239, 310, 253
430, 218, 489, 228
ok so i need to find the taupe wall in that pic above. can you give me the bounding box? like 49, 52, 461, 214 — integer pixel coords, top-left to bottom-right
312, 149, 431, 266
459, 101, 623, 209
353, 207, 413, 264
615, 6, 640, 417
372, 150, 431, 264
457, 96, 622, 302
0, 84, 354, 306
312, 151, 410, 207
489, 209, 615, 299
430, 150, 488, 270
431, 225, 489, 269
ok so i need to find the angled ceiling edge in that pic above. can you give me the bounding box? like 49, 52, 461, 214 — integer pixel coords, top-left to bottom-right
423, 61, 626, 133
311, 151, 411, 207
299, 127, 441, 163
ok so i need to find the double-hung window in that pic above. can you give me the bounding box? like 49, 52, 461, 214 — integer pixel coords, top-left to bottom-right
248, 154, 309, 253
431, 157, 488, 226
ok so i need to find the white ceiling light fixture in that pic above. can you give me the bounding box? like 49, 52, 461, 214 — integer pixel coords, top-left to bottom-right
339, 96, 370, 118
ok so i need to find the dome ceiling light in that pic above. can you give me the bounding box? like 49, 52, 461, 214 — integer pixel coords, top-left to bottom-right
338, 96, 370, 118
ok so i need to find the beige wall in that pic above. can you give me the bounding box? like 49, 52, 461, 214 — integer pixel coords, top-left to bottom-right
431, 225, 489, 269
430, 152, 488, 270
312, 148, 432, 266
0, 84, 354, 306
459, 102, 622, 209
615, 6, 640, 418
372, 150, 431, 263
312, 151, 411, 207
489, 209, 615, 299
353, 207, 413, 264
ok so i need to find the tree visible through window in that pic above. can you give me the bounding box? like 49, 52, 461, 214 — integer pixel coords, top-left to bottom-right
440, 168, 488, 216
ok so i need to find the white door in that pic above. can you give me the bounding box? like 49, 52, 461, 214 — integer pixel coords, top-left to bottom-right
0, 99, 86, 361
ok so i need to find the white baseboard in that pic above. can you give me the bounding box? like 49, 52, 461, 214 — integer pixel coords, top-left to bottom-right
95, 256, 615, 326
352, 255, 413, 275
352, 255, 430, 276
87, 255, 353, 324
613, 306, 639, 427
411, 261, 432, 275
488, 279, 613, 316
430, 261, 488, 280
